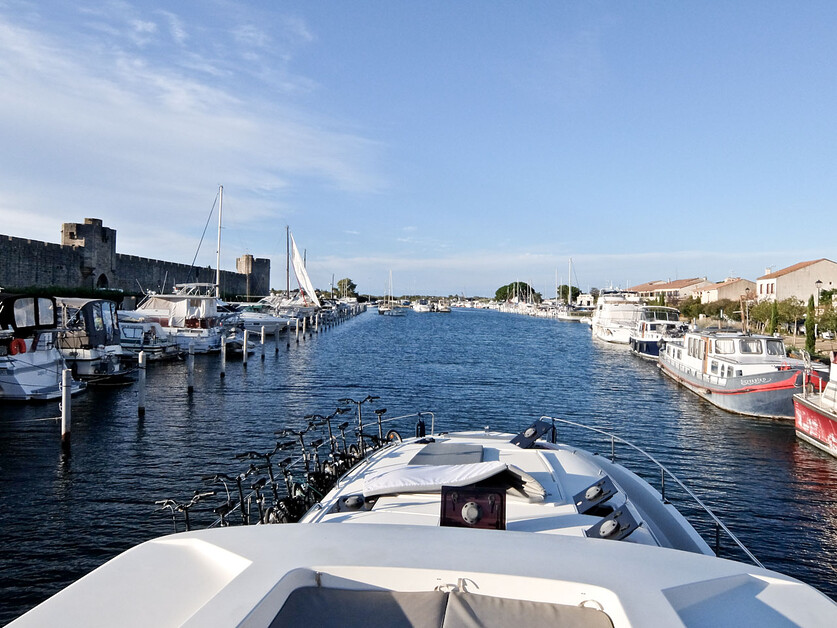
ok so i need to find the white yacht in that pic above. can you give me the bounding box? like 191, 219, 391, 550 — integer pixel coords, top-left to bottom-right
10, 416, 836, 626
0, 294, 85, 400
119, 321, 180, 361
412, 299, 431, 313
591, 291, 643, 344
123, 284, 231, 354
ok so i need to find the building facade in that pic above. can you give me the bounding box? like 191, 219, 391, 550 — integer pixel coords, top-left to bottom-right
629, 277, 712, 302
755, 259, 837, 305
1, 218, 270, 298
699, 277, 756, 304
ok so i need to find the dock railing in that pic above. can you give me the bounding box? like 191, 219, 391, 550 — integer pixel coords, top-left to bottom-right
540, 415, 764, 568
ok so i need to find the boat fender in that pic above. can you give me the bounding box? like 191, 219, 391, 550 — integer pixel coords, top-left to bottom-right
9, 338, 26, 355
415, 418, 426, 438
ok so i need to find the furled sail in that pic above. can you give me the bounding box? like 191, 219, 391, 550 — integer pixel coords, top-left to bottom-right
290, 234, 321, 308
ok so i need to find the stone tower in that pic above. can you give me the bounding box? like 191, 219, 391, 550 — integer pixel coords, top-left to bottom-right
61, 218, 117, 289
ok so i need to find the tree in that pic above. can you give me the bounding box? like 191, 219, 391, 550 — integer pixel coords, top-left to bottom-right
777, 297, 805, 333
679, 296, 702, 320
766, 300, 778, 335
806, 296, 816, 353
749, 300, 771, 332
336, 277, 357, 298
556, 285, 580, 304
495, 282, 541, 303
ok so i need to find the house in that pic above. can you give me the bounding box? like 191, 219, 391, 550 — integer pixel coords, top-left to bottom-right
699, 277, 756, 304
755, 259, 837, 305
628, 278, 712, 302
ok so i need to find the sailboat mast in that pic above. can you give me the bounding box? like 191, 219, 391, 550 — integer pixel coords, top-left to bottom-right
285, 226, 290, 298
215, 185, 223, 298
567, 258, 572, 305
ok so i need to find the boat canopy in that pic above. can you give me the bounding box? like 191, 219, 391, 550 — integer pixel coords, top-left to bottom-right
56, 298, 120, 348
0, 294, 57, 333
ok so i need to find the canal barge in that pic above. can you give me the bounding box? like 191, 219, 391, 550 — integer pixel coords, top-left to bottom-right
793, 351, 837, 457
11, 417, 837, 626
658, 330, 824, 419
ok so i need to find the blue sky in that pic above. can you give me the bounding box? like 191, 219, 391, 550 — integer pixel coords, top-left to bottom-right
1, 1, 835, 297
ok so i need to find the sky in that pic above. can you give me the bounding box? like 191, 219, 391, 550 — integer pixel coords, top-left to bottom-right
1, 1, 836, 298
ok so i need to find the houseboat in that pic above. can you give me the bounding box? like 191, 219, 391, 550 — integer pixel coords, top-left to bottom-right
658, 330, 819, 419
793, 351, 837, 457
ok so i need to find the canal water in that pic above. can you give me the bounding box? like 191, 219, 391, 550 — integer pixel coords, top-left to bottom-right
1, 308, 836, 622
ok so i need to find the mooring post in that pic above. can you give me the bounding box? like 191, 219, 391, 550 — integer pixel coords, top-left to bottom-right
295, 318, 300, 344
60, 369, 72, 456
220, 335, 226, 378
302, 316, 307, 337
261, 326, 266, 360
315, 313, 319, 333
187, 342, 195, 393
274, 325, 280, 354
243, 329, 249, 368
138, 351, 147, 417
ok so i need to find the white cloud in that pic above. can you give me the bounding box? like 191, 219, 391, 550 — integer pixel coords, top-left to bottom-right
0, 13, 385, 276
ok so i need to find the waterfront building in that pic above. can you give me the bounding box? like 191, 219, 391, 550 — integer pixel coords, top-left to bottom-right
756, 259, 837, 305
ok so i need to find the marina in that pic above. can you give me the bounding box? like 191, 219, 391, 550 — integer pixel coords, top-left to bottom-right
2, 308, 837, 624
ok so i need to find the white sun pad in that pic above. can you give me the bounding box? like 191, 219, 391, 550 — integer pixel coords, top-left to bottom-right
363, 462, 545, 502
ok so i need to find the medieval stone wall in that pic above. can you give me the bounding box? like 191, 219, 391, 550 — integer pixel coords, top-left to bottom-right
0, 219, 270, 299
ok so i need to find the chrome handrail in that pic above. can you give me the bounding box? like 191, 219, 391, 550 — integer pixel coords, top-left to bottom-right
540, 415, 764, 568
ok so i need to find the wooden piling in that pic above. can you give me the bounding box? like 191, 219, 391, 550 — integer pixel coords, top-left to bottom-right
187, 343, 195, 393
243, 330, 249, 368
220, 335, 226, 378
261, 326, 266, 360
138, 351, 146, 417
61, 369, 72, 456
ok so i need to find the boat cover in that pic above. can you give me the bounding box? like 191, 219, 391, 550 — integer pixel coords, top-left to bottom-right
271, 587, 614, 628
362, 462, 546, 502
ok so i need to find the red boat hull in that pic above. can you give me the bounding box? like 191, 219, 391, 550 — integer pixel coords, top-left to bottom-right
793, 394, 837, 458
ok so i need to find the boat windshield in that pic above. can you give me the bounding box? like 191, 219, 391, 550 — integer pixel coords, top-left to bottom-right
766, 339, 785, 356
739, 339, 763, 354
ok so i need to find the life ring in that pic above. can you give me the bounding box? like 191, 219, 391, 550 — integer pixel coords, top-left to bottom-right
9, 338, 26, 355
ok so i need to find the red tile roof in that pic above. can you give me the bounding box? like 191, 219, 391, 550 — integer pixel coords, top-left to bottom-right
629, 278, 706, 292
757, 259, 832, 280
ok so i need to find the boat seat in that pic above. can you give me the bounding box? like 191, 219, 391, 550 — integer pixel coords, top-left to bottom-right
270, 587, 614, 628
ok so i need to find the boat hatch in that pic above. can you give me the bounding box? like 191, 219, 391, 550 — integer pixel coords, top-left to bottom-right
271, 587, 614, 628
584, 507, 640, 541
440, 485, 506, 530
362, 462, 546, 502
409, 443, 483, 465
573, 476, 617, 514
